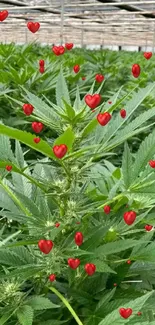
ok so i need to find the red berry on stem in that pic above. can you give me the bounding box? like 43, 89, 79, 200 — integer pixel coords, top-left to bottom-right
108, 101, 112, 104
38, 239, 53, 254
120, 109, 126, 118
119, 308, 132, 319
22, 104, 34, 116
95, 74, 104, 82
104, 205, 111, 214
74, 232, 83, 246
6, 165, 12, 172
73, 65, 80, 73
144, 52, 152, 60
68, 258, 80, 269
82, 76, 86, 80
32, 122, 43, 133
149, 160, 155, 168
85, 94, 101, 109
132, 64, 140, 78
53, 144, 68, 159
126, 260, 132, 264
55, 222, 60, 228
33, 137, 41, 144
39, 60, 45, 67
145, 224, 153, 231
0, 10, 8, 21
97, 112, 111, 126
27, 22, 40, 33
113, 283, 117, 286
39, 66, 45, 74
49, 274, 56, 282
123, 211, 136, 225
52, 46, 65, 56
65, 43, 73, 50
137, 311, 142, 316
85, 263, 96, 276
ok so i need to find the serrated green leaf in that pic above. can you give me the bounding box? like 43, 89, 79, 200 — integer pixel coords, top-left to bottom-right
56, 67, 71, 108
17, 305, 34, 325
122, 142, 133, 188
27, 296, 60, 310
0, 123, 55, 160
94, 239, 143, 256
98, 291, 154, 325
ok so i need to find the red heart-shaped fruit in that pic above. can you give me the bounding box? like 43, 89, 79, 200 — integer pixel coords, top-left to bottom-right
145, 224, 153, 231
39, 66, 45, 73
52, 46, 65, 56
27, 22, 40, 33
0, 10, 8, 21
65, 43, 73, 50
149, 160, 155, 168
53, 144, 68, 159
119, 308, 132, 319
85, 263, 96, 276
49, 274, 56, 282
74, 232, 83, 246
144, 52, 152, 60
73, 65, 80, 73
120, 109, 126, 118
6, 165, 12, 171
55, 222, 60, 228
38, 239, 53, 254
85, 94, 101, 109
39, 60, 45, 67
123, 211, 136, 225
68, 258, 80, 269
104, 205, 111, 214
95, 74, 104, 82
97, 112, 111, 126
22, 104, 34, 116
132, 64, 140, 78
33, 137, 40, 144
32, 122, 43, 133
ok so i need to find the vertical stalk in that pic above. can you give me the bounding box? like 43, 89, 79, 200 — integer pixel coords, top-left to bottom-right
48, 286, 84, 325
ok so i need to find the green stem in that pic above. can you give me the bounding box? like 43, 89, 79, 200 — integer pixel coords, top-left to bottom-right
48, 286, 84, 325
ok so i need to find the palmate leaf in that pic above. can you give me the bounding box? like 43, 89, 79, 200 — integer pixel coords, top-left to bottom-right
98, 291, 154, 325
100, 82, 155, 150
17, 305, 34, 325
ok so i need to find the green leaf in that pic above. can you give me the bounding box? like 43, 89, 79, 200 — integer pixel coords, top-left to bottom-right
56, 67, 71, 108
17, 305, 34, 325
98, 291, 154, 325
27, 296, 60, 310
132, 128, 155, 181
81, 225, 109, 251
0, 311, 15, 325
73, 86, 82, 112
95, 288, 116, 313
54, 127, 75, 151
122, 142, 133, 188
94, 239, 143, 256
0, 123, 55, 160
62, 99, 75, 120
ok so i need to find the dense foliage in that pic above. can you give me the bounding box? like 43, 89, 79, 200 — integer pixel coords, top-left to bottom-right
0, 43, 155, 325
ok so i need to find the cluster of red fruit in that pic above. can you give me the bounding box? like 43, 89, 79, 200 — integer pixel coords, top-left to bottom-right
132, 52, 152, 78
38, 231, 96, 282
119, 308, 142, 319
104, 205, 153, 230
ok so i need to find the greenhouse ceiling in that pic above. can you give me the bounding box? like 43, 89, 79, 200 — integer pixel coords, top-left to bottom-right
0, 0, 155, 46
